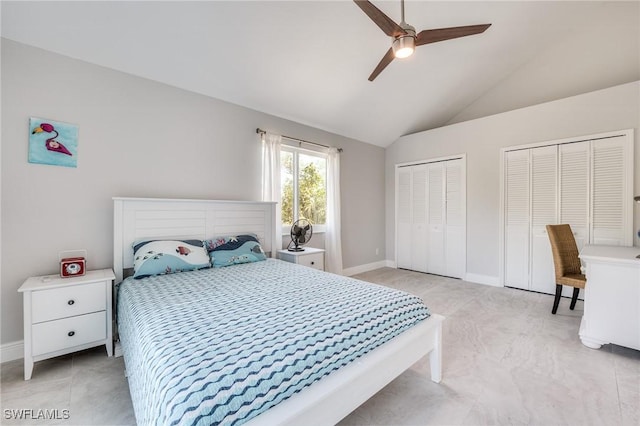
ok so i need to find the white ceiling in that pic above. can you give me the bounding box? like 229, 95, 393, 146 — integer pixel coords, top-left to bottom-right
2, 1, 639, 147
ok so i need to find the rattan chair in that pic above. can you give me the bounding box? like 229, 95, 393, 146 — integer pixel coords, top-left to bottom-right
546, 224, 586, 314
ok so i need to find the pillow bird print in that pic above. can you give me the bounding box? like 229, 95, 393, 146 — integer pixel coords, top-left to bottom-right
28, 117, 79, 168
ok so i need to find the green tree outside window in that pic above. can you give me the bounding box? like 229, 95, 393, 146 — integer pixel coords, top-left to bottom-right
281, 149, 326, 227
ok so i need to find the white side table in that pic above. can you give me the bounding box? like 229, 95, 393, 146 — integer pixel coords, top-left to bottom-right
277, 247, 325, 271
18, 269, 115, 380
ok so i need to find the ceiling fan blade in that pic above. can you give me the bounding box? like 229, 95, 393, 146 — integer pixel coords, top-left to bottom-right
415, 24, 491, 46
354, 0, 406, 38
368, 48, 395, 81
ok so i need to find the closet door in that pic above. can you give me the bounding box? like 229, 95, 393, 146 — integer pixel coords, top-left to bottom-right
591, 138, 630, 246
504, 150, 530, 290
445, 159, 465, 278
411, 165, 428, 272
396, 167, 412, 270
396, 158, 467, 278
529, 146, 557, 294
427, 162, 446, 275
503, 130, 633, 295
559, 142, 590, 251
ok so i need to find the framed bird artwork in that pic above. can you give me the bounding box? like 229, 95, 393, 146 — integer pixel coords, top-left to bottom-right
28, 117, 79, 168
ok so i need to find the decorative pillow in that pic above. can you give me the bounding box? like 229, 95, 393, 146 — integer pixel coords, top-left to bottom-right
132, 240, 211, 279
203, 234, 267, 268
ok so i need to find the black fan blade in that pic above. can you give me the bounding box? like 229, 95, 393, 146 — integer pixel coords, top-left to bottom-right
415, 24, 491, 46
298, 235, 306, 244
293, 225, 301, 234
304, 224, 310, 231
368, 48, 395, 81
353, 0, 406, 38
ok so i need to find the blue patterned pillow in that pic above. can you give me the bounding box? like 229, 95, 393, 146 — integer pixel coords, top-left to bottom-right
132, 240, 211, 279
203, 234, 267, 268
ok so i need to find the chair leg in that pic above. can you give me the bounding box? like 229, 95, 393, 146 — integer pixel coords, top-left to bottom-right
570, 287, 580, 310
552, 284, 562, 314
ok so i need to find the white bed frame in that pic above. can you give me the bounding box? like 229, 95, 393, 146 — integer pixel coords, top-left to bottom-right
113, 197, 444, 425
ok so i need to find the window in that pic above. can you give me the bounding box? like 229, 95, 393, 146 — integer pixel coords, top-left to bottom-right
280, 146, 327, 233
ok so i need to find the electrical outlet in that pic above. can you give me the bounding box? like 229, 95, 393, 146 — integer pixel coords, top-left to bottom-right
375, 248, 379, 256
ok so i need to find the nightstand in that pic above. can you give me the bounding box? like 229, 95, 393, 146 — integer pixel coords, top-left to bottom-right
277, 247, 325, 271
18, 269, 115, 380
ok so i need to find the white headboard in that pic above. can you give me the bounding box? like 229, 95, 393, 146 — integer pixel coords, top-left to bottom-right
113, 197, 277, 283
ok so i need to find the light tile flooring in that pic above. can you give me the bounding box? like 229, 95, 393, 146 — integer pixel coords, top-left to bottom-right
1, 268, 638, 425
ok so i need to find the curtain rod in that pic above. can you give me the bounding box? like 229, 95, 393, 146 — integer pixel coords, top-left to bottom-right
256, 128, 343, 153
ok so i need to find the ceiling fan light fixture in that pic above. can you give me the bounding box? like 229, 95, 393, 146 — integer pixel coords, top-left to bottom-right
392, 35, 415, 58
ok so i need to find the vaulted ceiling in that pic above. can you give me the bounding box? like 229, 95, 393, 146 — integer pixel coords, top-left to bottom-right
2, 1, 639, 147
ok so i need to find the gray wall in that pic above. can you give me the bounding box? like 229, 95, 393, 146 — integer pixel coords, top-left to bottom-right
386, 81, 640, 281
1, 39, 386, 345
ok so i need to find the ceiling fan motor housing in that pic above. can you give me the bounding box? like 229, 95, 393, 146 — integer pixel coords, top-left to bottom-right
393, 24, 416, 59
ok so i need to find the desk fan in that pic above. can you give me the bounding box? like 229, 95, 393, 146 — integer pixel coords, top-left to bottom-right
288, 219, 313, 252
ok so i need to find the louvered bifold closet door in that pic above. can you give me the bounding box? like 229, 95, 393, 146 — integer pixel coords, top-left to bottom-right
411, 165, 428, 272
445, 159, 465, 278
558, 142, 590, 297
529, 146, 557, 294
559, 142, 590, 251
504, 150, 530, 290
396, 167, 413, 269
591, 138, 630, 246
427, 162, 446, 276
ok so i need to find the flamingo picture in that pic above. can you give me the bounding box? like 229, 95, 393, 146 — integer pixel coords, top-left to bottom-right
28, 117, 78, 168
31, 122, 73, 156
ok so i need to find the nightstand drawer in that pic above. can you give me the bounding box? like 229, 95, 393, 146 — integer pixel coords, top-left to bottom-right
32, 281, 106, 323
277, 248, 325, 271
298, 252, 324, 270
32, 311, 106, 356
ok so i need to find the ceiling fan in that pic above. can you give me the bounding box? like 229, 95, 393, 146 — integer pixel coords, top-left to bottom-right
354, 0, 492, 81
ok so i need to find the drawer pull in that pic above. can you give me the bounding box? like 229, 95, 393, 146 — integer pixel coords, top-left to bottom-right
68, 331, 75, 337
311, 261, 315, 265
68, 300, 75, 306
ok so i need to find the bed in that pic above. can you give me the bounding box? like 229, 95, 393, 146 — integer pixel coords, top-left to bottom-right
113, 197, 444, 426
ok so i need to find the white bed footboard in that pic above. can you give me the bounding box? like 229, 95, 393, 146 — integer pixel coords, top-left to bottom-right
246, 313, 444, 426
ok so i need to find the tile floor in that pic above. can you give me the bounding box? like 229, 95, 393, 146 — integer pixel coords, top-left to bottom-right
1, 268, 638, 425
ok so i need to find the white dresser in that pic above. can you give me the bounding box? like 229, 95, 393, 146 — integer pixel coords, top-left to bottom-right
18, 269, 115, 380
277, 247, 325, 271
579, 245, 640, 350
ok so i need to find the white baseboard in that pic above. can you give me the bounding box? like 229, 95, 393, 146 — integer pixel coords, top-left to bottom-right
464, 273, 501, 287
1, 340, 23, 363
342, 260, 390, 277
345, 262, 500, 288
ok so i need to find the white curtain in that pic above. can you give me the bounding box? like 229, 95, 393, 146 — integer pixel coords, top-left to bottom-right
325, 147, 343, 274
261, 132, 282, 253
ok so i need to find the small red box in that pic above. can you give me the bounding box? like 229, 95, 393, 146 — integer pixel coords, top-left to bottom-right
60, 257, 86, 278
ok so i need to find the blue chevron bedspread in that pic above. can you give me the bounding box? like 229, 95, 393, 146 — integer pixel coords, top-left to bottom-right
117, 259, 430, 426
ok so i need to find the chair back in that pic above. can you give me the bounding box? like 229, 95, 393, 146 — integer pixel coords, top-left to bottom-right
546, 224, 582, 279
